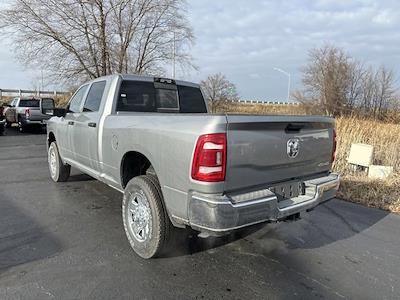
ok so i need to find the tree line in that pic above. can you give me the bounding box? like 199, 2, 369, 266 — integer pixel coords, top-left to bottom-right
293, 45, 398, 120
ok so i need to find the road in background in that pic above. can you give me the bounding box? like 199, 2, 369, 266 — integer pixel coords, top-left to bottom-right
0, 128, 399, 299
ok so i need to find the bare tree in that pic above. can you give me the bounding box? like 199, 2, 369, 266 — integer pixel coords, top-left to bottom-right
200, 73, 239, 113
0, 0, 194, 84
347, 61, 365, 109
294, 44, 397, 118
294, 44, 354, 116
360, 66, 396, 118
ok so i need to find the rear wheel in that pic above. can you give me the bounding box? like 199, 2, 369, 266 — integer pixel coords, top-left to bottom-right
122, 175, 171, 259
48, 142, 71, 182
18, 122, 26, 133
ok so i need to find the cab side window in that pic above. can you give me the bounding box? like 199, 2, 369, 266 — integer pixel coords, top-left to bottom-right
68, 85, 89, 113
83, 81, 106, 112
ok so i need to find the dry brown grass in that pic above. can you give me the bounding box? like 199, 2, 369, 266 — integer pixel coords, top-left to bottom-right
334, 117, 400, 213
218, 102, 307, 115
224, 103, 400, 214
338, 175, 400, 214
334, 117, 400, 173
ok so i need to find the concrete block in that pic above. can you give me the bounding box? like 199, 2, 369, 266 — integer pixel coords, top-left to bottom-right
348, 143, 374, 167
368, 165, 393, 180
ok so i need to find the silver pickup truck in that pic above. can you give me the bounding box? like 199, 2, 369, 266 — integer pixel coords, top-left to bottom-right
46, 74, 339, 259
5, 97, 55, 132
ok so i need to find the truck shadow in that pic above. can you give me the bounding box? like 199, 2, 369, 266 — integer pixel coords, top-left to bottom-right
47, 177, 388, 259
68, 173, 96, 182
162, 199, 388, 258
0, 196, 63, 273
2, 126, 46, 136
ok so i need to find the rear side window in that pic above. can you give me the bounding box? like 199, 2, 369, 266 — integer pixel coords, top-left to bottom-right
178, 86, 207, 113
19, 99, 40, 107
84, 81, 106, 112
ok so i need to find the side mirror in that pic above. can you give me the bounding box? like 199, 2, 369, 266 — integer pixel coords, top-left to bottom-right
53, 108, 67, 118
41, 98, 55, 115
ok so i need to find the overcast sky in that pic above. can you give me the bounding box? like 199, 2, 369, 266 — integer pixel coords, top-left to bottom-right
0, 0, 399, 100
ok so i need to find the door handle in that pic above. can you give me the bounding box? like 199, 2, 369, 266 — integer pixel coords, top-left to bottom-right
88, 122, 97, 128
68, 121, 74, 126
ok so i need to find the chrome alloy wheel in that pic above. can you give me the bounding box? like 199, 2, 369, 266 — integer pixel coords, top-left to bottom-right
127, 191, 152, 242
49, 146, 57, 178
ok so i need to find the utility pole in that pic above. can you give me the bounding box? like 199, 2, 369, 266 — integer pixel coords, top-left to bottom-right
172, 31, 176, 79
273, 67, 291, 102
41, 69, 44, 96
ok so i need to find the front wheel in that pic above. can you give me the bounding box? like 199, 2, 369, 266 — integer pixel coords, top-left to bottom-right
48, 142, 71, 182
122, 175, 171, 259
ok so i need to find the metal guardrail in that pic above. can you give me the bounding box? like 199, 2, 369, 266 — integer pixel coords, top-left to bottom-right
0, 88, 71, 98
231, 99, 300, 105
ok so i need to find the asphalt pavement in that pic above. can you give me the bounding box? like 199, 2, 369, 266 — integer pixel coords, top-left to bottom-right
0, 128, 399, 299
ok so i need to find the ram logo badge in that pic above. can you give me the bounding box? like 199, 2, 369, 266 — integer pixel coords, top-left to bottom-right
287, 138, 300, 158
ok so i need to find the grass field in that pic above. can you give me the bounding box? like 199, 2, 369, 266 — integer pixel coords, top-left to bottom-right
220, 102, 400, 214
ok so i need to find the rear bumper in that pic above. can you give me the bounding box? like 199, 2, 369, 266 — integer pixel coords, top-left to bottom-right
188, 173, 340, 234
20, 119, 47, 126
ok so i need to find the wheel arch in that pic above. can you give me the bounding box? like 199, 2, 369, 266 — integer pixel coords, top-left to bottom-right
47, 131, 56, 148
119, 150, 183, 228
120, 151, 158, 189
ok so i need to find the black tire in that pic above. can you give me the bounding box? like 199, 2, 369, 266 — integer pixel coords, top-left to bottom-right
0, 125, 4, 135
48, 142, 71, 182
146, 174, 180, 252
18, 122, 26, 133
122, 175, 171, 259
18, 115, 29, 133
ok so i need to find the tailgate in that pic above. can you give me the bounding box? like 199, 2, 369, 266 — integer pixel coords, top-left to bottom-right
25, 107, 51, 121
225, 115, 335, 192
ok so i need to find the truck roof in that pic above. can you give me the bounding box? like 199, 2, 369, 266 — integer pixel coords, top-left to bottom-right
91, 74, 200, 89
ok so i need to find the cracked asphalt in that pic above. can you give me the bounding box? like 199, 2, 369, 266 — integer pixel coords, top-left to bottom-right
0, 128, 399, 299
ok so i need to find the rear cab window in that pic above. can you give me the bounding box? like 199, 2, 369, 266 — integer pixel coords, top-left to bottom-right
116, 80, 206, 113
19, 99, 40, 107
178, 85, 207, 113
117, 81, 157, 112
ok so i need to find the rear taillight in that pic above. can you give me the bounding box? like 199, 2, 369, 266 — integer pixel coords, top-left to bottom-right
191, 133, 227, 182
331, 129, 337, 163
25, 108, 30, 118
